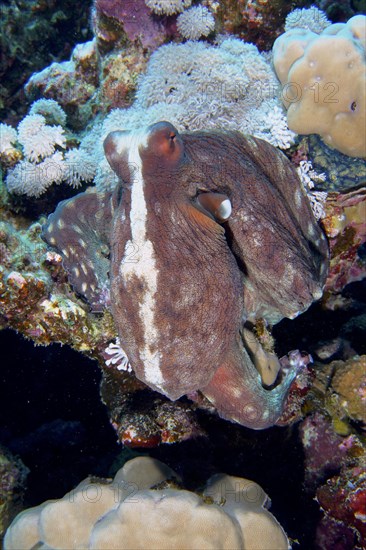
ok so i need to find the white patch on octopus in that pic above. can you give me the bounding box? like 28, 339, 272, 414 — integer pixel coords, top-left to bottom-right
116, 130, 164, 390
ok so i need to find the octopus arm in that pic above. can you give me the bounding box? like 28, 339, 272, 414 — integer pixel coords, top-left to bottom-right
41, 190, 115, 311
201, 335, 297, 429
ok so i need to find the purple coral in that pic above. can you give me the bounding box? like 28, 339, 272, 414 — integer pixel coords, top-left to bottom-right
95, 0, 177, 50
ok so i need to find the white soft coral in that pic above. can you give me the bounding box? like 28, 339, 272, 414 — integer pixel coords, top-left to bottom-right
0, 123, 17, 155
4, 100, 95, 196
177, 6, 215, 40
104, 338, 132, 372
17, 114, 65, 162
297, 160, 327, 220
6, 152, 66, 197
145, 0, 191, 15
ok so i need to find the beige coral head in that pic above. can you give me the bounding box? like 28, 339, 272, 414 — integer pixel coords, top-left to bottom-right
272, 29, 318, 85
91, 489, 244, 549
114, 455, 180, 488
4, 457, 290, 550
273, 14, 366, 157
286, 33, 365, 157
3, 505, 45, 550
204, 474, 290, 550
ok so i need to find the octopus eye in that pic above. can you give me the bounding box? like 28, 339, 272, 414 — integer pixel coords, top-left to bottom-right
169, 132, 176, 148
196, 192, 232, 222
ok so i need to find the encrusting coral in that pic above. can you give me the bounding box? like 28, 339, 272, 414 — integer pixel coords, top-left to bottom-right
4, 456, 290, 550
329, 355, 366, 425
273, 12, 366, 157
25, 39, 99, 131
322, 187, 366, 293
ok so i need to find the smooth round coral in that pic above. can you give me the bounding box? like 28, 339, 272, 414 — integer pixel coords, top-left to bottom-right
4, 457, 290, 550
273, 15, 366, 157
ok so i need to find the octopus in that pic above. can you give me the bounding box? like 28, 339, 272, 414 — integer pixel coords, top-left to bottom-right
42, 122, 329, 429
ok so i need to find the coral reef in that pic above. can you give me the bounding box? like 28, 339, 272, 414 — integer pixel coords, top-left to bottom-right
316, 464, 366, 548
3, 101, 97, 197
305, 134, 366, 192
0, 3, 365, 548
214, 0, 301, 51
295, 352, 366, 548
4, 456, 290, 549
322, 188, 366, 294
0, 446, 28, 543
273, 13, 366, 157
328, 355, 366, 425
0, 0, 92, 122
56, 37, 295, 192
94, 0, 178, 51
296, 160, 327, 220
25, 39, 100, 131
29, 98, 67, 127
300, 412, 351, 488
5, 33, 298, 196
285, 5, 331, 32
145, 0, 192, 16
301, 413, 366, 547
299, 409, 366, 548
0, 191, 116, 352
0, 124, 20, 167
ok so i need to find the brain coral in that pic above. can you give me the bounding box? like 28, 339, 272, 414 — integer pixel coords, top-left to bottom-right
4, 457, 290, 549
273, 14, 366, 158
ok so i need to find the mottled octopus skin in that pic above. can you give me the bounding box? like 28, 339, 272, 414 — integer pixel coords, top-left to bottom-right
42, 122, 329, 429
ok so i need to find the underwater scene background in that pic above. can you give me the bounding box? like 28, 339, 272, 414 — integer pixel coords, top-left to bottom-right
0, 0, 365, 548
